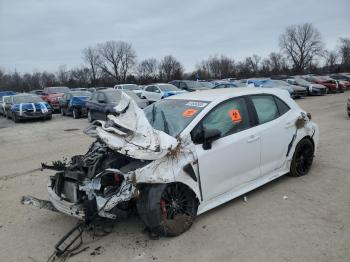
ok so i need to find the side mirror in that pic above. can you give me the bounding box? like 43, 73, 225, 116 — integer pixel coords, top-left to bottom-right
202, 128, 221, 150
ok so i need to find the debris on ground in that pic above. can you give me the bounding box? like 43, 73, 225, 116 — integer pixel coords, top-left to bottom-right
283, 195, 288, 200
90, 246, 105, 256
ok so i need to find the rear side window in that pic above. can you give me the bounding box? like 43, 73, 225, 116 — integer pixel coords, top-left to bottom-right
274, 96, 290, 115
251, 95, 279, 124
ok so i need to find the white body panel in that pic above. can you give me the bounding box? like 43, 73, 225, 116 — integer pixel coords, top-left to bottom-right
85, 88, 319, 216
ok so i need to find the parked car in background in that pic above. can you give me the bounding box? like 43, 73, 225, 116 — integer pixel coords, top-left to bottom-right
169, 80, 210, 92
303, 75, 342, 93
330, 73, 350, 82
325, 76, 350, 91
0, 91, 16, 104
59, 91, 92, 119
247, 79, 307, 98
86, 89, 148, 122
29, 90, 44, 96
0, 92, 16, 116
70, 87, 88, 91
199, 81, 215, 89
41, 86, 70, 111
286, 77, 327, 95
211, 80, 241, 89
141, 83, 186, 102
114, 84, 143, 97
4, 94, 52, 122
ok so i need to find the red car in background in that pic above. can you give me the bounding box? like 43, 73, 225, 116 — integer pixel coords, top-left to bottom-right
320, 76, 350, 91
41, 86, 70, 111
303, 75, 343, 93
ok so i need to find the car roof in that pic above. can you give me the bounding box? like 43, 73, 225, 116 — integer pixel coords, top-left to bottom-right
166, 87, 289, 102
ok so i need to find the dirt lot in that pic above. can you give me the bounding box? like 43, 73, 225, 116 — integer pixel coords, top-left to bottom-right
0, 93, 349, 262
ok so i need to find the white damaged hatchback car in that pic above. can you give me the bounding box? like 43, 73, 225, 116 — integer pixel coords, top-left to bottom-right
23, 88, 319, 237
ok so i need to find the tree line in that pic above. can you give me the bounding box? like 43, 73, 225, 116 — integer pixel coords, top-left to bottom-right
1, 23, 349, 92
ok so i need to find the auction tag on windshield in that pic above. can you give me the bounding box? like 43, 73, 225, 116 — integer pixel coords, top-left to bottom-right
182, 108, 198, 117
185, 101, 208, 108
228, 109, 242, 123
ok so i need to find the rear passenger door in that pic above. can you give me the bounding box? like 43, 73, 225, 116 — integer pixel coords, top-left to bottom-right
249, 94, 294, 176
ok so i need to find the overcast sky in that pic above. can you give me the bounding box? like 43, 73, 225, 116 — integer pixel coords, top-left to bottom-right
0, 0, 349, 73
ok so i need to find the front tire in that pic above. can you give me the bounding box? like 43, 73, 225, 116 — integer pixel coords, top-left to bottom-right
12, 112, 19, 123
289, 138, 314, 177
87, 110, 93, 122
137, 183, 198, 237
72, 108, 79, 119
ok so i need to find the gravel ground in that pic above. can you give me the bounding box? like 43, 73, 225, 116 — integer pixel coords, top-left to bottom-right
0, 93, 349, 262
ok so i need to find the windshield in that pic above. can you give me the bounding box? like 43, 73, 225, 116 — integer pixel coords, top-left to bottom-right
158, 84, 180, 92
123, 84, 140, 91
48, 87, 70, 94
71, 91, 91, 97
13, 95, 43, 104
295, 78, 311, 85
144, 99, 208, 137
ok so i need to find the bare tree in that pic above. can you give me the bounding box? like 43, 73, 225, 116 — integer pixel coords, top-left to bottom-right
56, 65, 70, 85
279, 23, 324, 73
196, 55, 235, 79
97, 41, 136, 82
159, 55, 184, 82
338, 37, 350, 69
245, 54, 261, 75
120, 43, 137, 82
136, 58, 158, 83
69, 67, 91, 87
324, 50, 338, 72
82, 47, 100, 86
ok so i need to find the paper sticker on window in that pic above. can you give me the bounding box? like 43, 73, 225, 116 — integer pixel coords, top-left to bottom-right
228, 109, 242, 123
185, 101, 208, 108
182, 108, 198, 117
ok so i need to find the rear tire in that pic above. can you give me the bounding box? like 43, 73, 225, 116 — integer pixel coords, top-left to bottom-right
137, 183, 198, 237
289, 138, 314, 177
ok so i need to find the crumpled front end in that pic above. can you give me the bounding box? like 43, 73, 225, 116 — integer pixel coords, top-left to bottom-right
23, 92, 198, 221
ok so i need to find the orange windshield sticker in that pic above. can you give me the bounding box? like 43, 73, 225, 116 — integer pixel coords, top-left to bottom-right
182, 108, 198, 117
228, 109, 242, 123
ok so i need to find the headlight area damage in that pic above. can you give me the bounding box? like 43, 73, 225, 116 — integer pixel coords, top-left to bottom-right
22, 93, 199, 246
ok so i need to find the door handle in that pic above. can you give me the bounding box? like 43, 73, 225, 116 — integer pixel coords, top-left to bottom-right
247, 135, 260, 143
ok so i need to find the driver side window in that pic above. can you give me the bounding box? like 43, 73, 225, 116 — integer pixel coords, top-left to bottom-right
192, 97, 251, 144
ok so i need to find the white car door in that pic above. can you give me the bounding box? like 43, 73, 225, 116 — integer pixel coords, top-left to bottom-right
191, 97, 261, 201
143, 86, 155, 101
249, 94, 295, 176
153, 86, 163, 101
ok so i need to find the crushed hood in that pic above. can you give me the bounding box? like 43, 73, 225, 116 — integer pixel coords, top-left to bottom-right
85, 92, 178, 160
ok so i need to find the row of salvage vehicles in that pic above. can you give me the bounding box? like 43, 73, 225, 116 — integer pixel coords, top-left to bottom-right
22, 87, 319, 239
